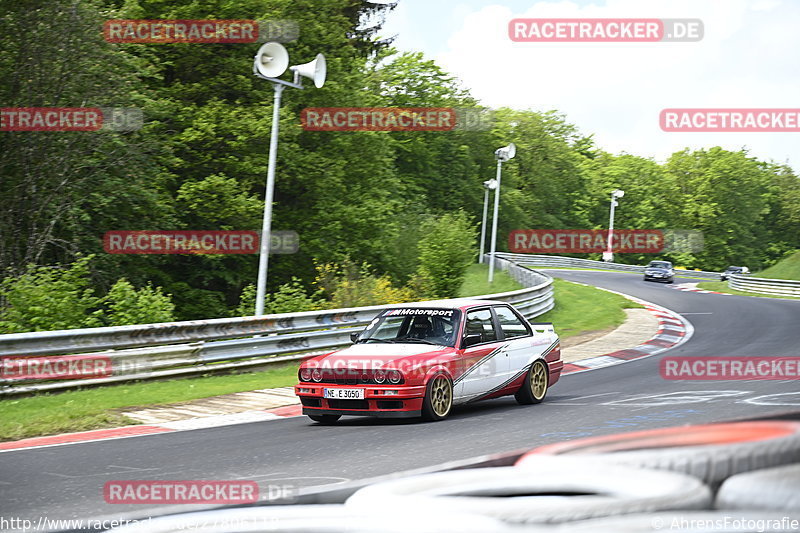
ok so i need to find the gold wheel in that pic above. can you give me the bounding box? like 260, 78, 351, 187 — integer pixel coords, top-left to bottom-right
430, 375, 453, 418
530, 360, 548, 400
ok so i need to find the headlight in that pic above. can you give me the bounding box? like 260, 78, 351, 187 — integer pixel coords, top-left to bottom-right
387, 370, 402, 384
299, 368, 312, 382
374, 369, 386, 383
311, 369, 322, 382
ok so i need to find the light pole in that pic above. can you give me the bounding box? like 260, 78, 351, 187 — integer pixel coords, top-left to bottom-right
488, 143, 516, 283
252, 43, 326, 316
479, 179, 497, 263
603, 189, 625, 262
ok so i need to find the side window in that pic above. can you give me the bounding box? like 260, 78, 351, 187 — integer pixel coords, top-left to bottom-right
494, 306, 530, 339
464, 309, 497, 345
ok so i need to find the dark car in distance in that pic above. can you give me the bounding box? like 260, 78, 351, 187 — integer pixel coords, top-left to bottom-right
720, 265, 749, 281
643, 260, 674, 283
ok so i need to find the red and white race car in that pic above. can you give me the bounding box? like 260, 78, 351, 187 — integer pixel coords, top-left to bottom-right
295, 300, 562, 423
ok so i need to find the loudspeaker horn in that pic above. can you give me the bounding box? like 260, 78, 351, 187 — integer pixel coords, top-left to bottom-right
495, 142, 516, 161
290, 53, 327, 88
253, 42, 289, 78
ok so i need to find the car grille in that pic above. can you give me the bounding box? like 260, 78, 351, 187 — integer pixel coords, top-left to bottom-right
300, 398, 322, 407
327, 399, 369, 410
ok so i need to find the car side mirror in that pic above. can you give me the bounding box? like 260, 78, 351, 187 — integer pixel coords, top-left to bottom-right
350, 332, 360, 343
463, 333, 482, 348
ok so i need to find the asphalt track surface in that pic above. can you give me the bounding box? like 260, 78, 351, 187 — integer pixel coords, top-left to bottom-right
2, 270, 800, 525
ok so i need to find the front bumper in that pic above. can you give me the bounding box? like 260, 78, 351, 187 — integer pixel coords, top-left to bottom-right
295, 383, 425, 417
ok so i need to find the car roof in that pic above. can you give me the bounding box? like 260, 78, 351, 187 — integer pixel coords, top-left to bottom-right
383, 299, 508, 311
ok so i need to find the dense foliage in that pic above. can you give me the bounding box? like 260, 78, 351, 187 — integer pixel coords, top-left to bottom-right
1, 0, 799, 331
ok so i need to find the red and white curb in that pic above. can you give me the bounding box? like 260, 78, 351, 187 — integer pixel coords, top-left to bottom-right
1, 294, 693, 453
561, 290, 694, 375
671, 282, 729, 295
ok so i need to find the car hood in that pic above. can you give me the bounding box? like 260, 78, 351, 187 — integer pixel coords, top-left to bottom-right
646, 268, 671, 273
307, 342, 454, 370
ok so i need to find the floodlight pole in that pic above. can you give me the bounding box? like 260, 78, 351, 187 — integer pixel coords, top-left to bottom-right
255, 83, 285, 316
603, 189, 624, 263
479, 180, 495, 264
487, 160, 503, 283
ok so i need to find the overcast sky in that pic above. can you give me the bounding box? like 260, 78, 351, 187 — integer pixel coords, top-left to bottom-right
377, 0, 800, 169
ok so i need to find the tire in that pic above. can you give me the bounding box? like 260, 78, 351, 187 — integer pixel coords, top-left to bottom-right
516, 421, 800, 487
515, 360, 548, 405
716, 463, 800, 511
346, 458, 711, 524
422, 373, 453, 421
308, 414, 341, 424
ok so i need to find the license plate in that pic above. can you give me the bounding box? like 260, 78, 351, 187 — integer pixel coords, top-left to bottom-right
324, 388, 364, 400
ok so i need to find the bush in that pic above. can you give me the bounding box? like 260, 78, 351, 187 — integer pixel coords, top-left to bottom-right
0, 256, 178, 332
233, 279, 323, 316
415, 211, 477, 298
315, 261, 416, 308
0, 256, 103, 333
104, 279, 176, 326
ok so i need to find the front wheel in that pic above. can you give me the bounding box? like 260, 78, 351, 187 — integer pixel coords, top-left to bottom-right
515, 360, 549, 405
422, 374, 453, 421
308, 414, 341, 424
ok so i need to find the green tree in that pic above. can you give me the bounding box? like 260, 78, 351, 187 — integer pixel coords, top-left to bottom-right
415, 211, 477, 299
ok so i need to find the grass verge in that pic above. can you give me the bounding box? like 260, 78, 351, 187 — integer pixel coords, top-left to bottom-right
0, 364, 299, 442
536, 278, 643, 339
458, 263, 523, 296
757, 250, 800, 280
696, 281, 800, 300
458, 264, 642, 339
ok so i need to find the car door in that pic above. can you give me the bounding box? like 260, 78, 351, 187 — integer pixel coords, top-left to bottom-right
493, 305, 536, 381
453, 307, 509, 403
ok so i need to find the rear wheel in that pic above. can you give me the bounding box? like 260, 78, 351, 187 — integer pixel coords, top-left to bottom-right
515, 360, 548, 405
422, 374, 453, 421
308, 414, 340, 424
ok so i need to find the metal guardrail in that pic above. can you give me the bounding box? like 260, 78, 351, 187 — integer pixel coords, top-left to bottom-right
728, 274, 800, 297
0, 258, 553, 395
494, 253, 720, 280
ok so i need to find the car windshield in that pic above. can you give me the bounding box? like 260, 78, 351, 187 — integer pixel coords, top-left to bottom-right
648, 261, 672, 269
357, 308, 461, 347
